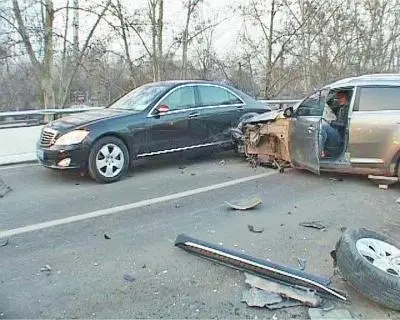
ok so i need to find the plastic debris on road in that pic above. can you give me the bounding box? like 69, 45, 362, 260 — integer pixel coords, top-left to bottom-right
225, 197, 262, 210
0, 178, 12, 198
0, 239, 9, 247
241, 287, 282, 307
248, 225, 264, 233
123, 274, 136, 282
299, 221, 326, 230
297, 257, 307, 271
40, 265, 52, 272
308, 308, 353, 319
245, 273, 322, 307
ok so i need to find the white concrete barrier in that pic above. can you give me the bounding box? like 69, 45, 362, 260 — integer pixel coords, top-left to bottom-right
0, 126, 42, 165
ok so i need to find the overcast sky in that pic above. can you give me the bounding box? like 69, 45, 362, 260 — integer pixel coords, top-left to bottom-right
51, 0, 248, 59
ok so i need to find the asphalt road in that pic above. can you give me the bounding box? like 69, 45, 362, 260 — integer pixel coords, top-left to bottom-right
1, 152, 400, 319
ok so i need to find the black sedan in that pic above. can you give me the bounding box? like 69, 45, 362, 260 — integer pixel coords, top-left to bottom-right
37, 80, 270, 183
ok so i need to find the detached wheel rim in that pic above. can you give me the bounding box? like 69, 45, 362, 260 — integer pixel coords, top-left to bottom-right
356, 238, 400, 277
96, 143, 124, 178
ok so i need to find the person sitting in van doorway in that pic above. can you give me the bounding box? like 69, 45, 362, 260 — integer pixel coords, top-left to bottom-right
320, 91, 349, 158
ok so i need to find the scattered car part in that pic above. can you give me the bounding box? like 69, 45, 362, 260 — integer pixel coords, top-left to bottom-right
174, 234, 347, 301
0, 178, 12, 198
225, 197, 262, 210
297, 257, 307, 271
308, 308, 353, 320
334, 228, 400, 311
0, 239, 9, 247
40, 265, 52, 272
329, 177, 343, 182
265, 299, 302, 310
247, 155, 259, 168
241, 287, 282, 307
368, 175, 398, 186
248, 225, 264, 233
299, 221, 327, 230
245, 273, 322, 307
123, 273, 136, 282
104, 233, 111, 240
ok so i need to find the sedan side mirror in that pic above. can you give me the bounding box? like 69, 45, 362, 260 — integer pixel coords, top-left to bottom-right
156, 104, 170, 114
283, 106, 294, 118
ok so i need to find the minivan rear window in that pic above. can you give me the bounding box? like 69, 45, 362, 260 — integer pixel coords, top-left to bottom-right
358, 86, 400, 111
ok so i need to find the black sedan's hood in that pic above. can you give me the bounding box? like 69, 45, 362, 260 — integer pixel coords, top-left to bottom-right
49, 108, 130, 131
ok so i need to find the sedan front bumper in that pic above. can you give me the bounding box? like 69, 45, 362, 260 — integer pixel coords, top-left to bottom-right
36, 143, 89, 170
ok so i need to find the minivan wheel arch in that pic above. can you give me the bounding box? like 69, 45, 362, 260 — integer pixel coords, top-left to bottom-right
388, 149, 400, 177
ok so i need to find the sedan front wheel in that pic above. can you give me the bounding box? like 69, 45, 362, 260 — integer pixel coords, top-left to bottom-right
88, 136, 129, 183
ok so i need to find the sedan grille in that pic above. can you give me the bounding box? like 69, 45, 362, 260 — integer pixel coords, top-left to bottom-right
40, 128, 58, 147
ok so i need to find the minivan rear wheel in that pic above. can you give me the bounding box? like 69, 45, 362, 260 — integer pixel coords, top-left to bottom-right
88, 136, 129, 183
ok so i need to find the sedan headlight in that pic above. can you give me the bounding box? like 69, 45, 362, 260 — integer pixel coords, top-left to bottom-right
54, 130, 89, 145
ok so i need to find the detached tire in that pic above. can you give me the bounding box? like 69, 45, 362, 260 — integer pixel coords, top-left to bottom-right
335, 228, 400, 310
88, 136, 129, 183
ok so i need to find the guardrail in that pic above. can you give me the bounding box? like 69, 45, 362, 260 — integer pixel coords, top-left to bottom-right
0, 100, 300, 129
0, 107, 103, 129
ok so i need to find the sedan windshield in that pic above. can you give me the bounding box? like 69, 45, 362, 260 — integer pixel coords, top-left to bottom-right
109, 85, 169, 111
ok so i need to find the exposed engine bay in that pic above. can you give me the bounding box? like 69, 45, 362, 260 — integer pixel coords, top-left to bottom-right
245, 119, 291, 169
233, 109, 293, 170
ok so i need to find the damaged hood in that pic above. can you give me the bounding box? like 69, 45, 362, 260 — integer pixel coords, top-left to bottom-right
243, 109, 284, 124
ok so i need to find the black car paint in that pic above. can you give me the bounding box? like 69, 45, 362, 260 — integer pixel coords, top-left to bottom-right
37, 81, 270, 170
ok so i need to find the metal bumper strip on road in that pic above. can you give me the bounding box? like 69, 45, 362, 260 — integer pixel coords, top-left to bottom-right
0, 171, 276, 239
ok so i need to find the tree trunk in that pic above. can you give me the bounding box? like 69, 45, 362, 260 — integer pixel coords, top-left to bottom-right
180, 1, 192, 79
12, 0, 55, 109
149, 0, 158, 81
72, 0, 79, 59
264, 0, 275, 99
157, 0, 163, 80
116, 0, 136, 88
60, 0, 111, 107
42, 0, 55, 108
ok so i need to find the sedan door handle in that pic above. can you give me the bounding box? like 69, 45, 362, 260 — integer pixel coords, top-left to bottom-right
188, 112, 200, 119
307, 126, 315, 134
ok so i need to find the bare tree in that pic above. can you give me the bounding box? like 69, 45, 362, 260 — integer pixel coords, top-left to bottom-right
58, 0, 111, 106
2, 0, 400, 110
11, 0, 55, 108
111, 0, 137, 87
148, 0, 163, 81
179, 0, 202, 79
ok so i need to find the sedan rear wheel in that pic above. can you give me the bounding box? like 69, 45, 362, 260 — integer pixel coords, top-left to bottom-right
88, 136, 129, 183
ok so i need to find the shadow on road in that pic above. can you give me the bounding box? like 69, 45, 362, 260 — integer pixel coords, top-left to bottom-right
38, 150, 240, 184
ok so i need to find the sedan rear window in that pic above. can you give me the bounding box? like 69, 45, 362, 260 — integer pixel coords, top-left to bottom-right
198, 86, 243, 107
109, 85, 169, 111
358, 86, 400, 111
